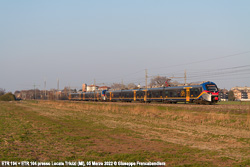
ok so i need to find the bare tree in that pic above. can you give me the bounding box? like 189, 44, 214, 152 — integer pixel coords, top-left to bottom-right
150, 76, 171, 87
60, 87, 70, 100
110, 83, 123, 90
127, 83, 138, 89
0, 88, 5, 96
169, 80, 181, 87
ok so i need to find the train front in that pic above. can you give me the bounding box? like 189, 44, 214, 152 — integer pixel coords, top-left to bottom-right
201, 81, 219, 104
101, 90, 107, 101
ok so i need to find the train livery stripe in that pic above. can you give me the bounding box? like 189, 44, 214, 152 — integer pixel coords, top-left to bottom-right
196, 91, 208, 99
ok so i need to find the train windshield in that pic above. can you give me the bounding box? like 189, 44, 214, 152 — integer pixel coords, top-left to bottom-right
102, 90, 107, 95
206, 84, 218, 92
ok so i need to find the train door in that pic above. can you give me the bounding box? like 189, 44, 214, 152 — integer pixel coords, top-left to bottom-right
185, 87, 191, 102
80, 93, 83, 100
82, 93, 85, 101
96, 93, 99, 101
147, 90, 151, 101
144, 90, 147, 102
133, 90, 136, 101
110, 92, 112, 101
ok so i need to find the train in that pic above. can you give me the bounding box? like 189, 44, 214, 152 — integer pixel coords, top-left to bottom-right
69, 81, 219, 104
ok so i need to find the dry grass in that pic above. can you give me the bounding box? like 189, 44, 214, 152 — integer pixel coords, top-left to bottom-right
1, 100, 250, 166
247, 111, 250, 129
35, 101, 250, 129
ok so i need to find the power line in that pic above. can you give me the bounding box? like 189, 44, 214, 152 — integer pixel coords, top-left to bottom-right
187, 68, 250, 79
86, 51, 250, 87
186, 64, 250, 75
150, 51, 250, 71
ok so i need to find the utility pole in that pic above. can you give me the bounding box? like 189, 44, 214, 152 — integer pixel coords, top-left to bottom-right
94, 79, 96, 101
33, 84, 36, 100
184, 69, 187, 85
121, 79, 124, 89
33, 83, 40, 99
169, 69, 187, 86
145, 69, 148, 103
57, 78, 59, 91
57, 78, 59, 100
44, 79, 46, 100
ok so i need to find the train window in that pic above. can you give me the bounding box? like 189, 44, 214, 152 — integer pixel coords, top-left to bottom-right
165, 90, 169, 96
194, 88, 199, 97
169, 91, 173, 97
147, 92, 151, 97
190, 89, 194, 97
190, 88, 200, 97
173, 91, 177, 97
152, 91, 159, 97
176, 90, 181, 97
206, 84, 218, 92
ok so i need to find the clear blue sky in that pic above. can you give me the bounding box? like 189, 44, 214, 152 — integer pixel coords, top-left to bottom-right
1, 0, 250, 92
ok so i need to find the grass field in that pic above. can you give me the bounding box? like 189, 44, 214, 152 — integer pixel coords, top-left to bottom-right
0, 100, 250, 166
218, 101, 250, 105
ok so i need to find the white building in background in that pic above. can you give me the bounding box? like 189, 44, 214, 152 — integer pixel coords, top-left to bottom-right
86, 85, 99, 92
231, 86, 250, 101
98, 86, 110, 91
231, 86, 250, 91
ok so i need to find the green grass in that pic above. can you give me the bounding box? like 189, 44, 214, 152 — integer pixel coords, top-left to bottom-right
218, 101, 250, 105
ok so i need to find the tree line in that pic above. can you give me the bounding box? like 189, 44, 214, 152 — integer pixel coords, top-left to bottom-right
110, 76, 180, 90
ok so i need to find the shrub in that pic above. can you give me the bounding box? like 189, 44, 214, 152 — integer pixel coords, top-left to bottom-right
228, 90, 235, 101
0, 93, 16, 101
0, 88, 5, 96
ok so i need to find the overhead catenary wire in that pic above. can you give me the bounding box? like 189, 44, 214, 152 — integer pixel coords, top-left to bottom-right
187, 67, 250, 79
88, 51, 250, 88
155, 65, 250, 79
149, 51, 250, 71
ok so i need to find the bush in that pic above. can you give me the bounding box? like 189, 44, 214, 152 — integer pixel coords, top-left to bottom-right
0, 93, 16, 101
0, 88, 5, 96
228, 90, 235, 101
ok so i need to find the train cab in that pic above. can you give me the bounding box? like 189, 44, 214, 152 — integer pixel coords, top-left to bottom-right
200, 81, 219, 104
